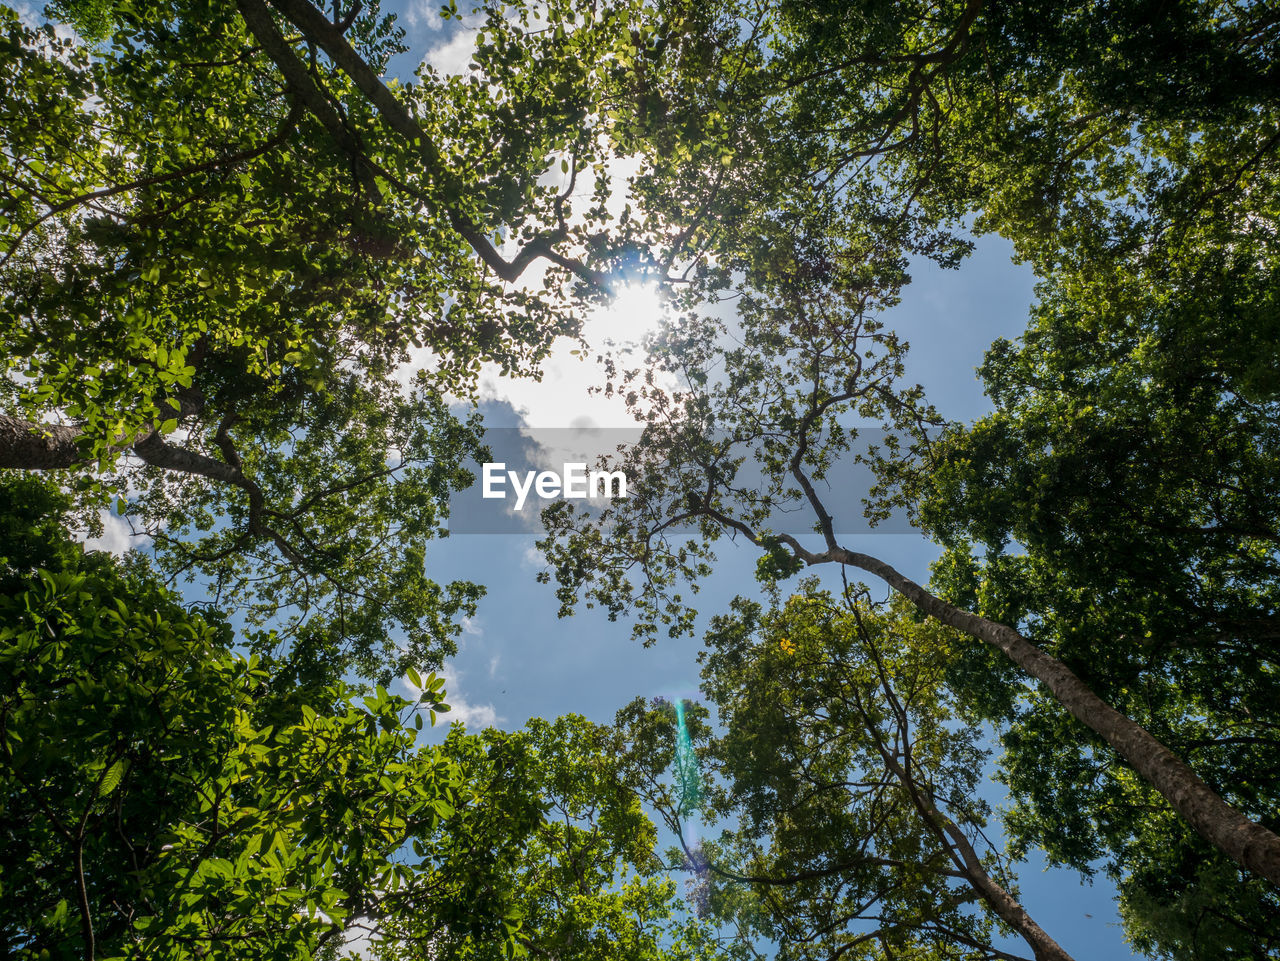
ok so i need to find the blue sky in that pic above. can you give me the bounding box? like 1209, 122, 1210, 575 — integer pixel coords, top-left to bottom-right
374, 4, 1142, 956
415, 244, 1137, 958
68, 4, 1138, 956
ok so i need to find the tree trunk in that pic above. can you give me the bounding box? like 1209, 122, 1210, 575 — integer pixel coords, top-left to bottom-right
922, 796, 1074, 961
935, 816, 1075, 961
0, 415, 88, 470
835, 546, 1280, 888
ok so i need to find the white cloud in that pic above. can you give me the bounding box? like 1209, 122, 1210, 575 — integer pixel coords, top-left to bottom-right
422, 26, 480, 76
402, 663, 500, 729
477, 280, 670, 428
405, 0, 446, 32
520, 542, 544, 570
438, 664, 500, 727
78, 510, 147, 556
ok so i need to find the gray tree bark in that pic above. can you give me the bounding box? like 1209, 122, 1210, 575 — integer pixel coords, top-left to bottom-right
0, 415, 89, 470
827, 544, 1280, 888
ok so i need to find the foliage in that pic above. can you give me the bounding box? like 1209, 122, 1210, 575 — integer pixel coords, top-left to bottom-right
615, 0, 1280, 280
375, 714, 732, 961
537, 0, 1280, 950
6, 0, 1280, 956
907, 186, 1280, 959
0, 476, 451, 958
616, 588, 1074, 961
538, 217, 936, 639
0, 476, 721, 961
0, 0, 671, 679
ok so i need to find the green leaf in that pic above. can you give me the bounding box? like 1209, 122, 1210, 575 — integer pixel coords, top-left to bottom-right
99, 759, 126, 797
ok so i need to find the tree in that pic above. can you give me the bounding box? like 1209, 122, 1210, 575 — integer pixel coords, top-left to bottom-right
0, 476, 723, 960
535, 215, 1280, 894
618, 588, 1078, 961
532, 0, 1280, 913
904, 186, 1280, 958
0, 475, 457, 958
9, 0, 1278, 950
374, 715, 734, 961
611, 0, 1279, 281
0, 0, 670, 679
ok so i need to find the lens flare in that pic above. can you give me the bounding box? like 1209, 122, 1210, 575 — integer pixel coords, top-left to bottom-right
673, 698, 703, 816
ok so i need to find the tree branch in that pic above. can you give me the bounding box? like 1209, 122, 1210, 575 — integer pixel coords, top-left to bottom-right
260, 0, 610, 288
235, 0, 383, 199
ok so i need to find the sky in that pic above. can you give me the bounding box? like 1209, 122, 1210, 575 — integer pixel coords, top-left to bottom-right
79, 3, 1140, 956
409, 244, 1138, 958
375, 7, 1139, 955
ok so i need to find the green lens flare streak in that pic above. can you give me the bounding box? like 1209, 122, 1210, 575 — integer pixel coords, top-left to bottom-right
674, 699, 703, 815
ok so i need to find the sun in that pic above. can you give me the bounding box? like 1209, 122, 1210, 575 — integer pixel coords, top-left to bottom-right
587, 281, 666, 348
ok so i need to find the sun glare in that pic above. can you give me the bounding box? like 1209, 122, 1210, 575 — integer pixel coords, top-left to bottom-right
589, 281, 666, 348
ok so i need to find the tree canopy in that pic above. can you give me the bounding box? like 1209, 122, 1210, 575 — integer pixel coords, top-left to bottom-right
1, 0, 665, 678
537, 0, 1280, 953
616, 589, 1079, 961
0, 475, 724, 960
3, 0, 1279, 958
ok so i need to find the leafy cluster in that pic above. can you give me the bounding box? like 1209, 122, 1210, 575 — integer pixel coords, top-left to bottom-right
0, 476, 719, 960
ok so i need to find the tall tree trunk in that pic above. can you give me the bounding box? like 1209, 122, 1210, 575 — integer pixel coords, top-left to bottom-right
829, 545, 1280, 887
0, 415, 88, 470
866, 727, 1077, 958
860, 626, 1076, 960
935, 814, 1074, 961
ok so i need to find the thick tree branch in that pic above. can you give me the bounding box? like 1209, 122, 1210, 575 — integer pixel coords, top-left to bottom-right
0, 393, 200, 470
677, 486, 1280, 887
810, 540, 1280, 888
259, 0, 610, 288
235, 0, 383, 199
0, 416, 87, 470
0, 407, 315, 569
134, 430, 310, 568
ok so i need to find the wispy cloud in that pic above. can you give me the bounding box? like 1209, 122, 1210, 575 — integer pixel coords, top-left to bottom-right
78, 510, 147, 557
403, 663, 500, 729
404, 0, 446, 32
438, 664, 500, 727
520, 543, 544, 571
422, 27, 480, 76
